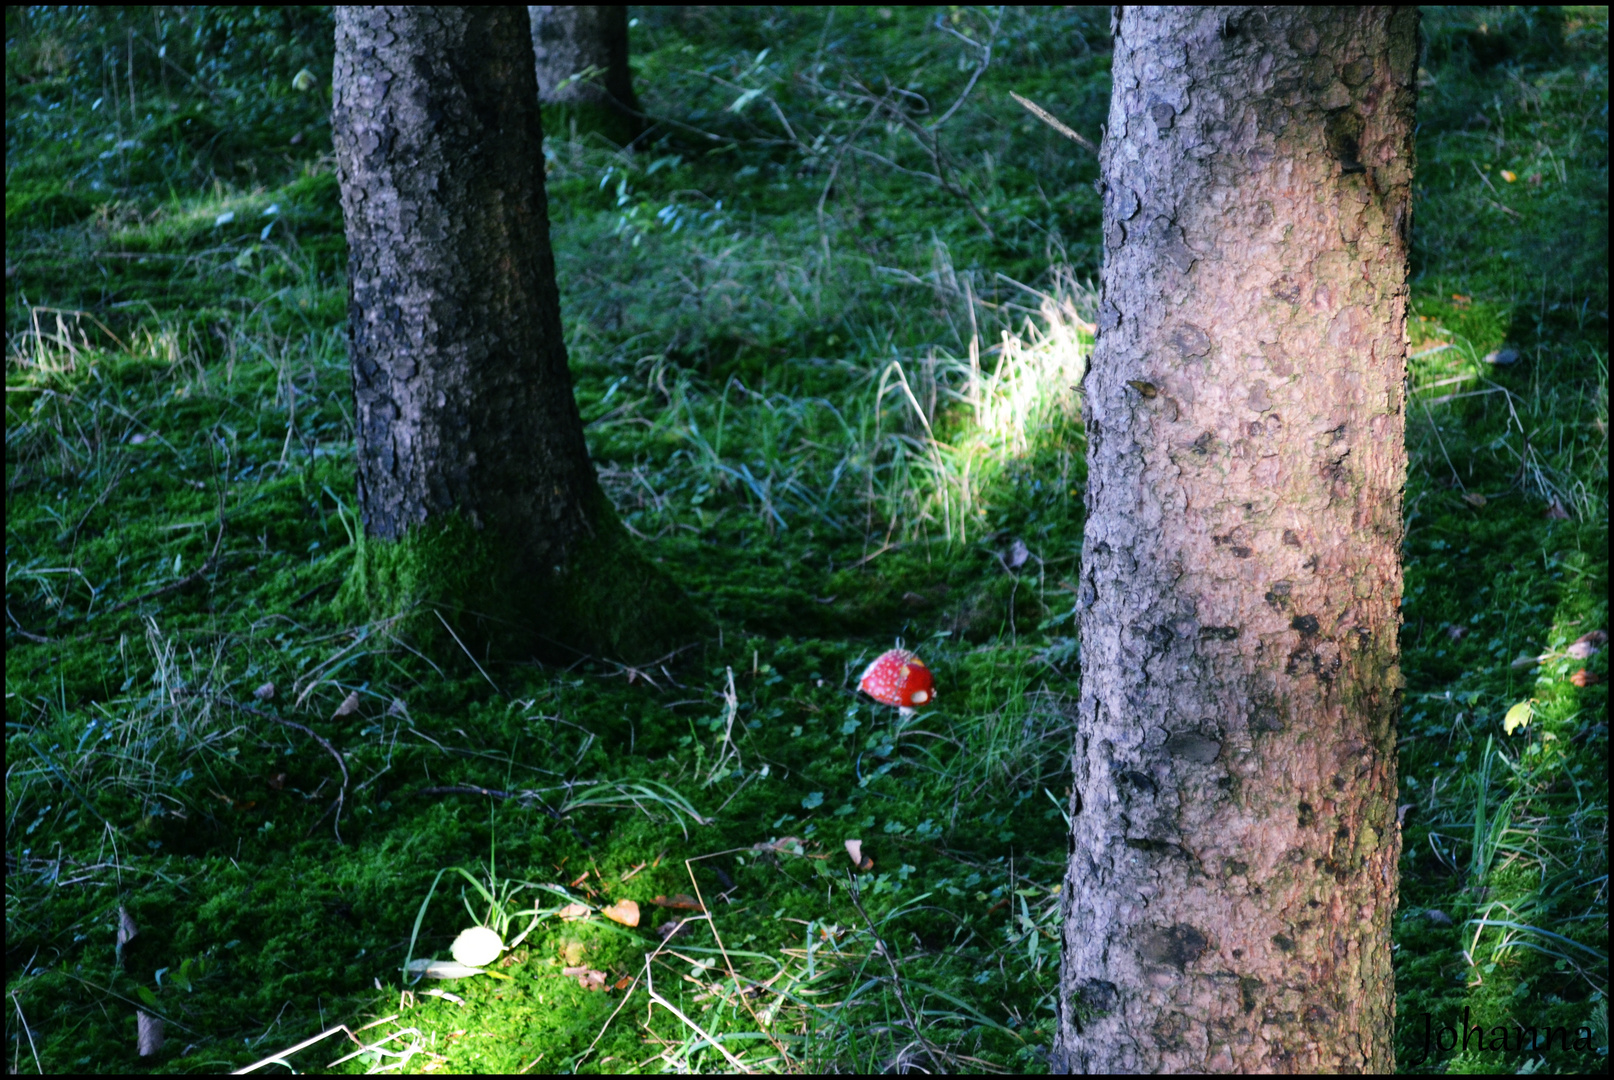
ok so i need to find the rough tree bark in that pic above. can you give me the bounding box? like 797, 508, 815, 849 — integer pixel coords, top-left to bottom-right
528, 5, 641, 142
332, 6, 686, 661
1055, 7, 1417, 1072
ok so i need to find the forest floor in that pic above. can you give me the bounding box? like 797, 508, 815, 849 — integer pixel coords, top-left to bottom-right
6, 6, 1607, 1074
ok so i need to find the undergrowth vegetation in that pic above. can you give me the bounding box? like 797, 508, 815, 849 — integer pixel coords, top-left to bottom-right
6, 5, 1607, 1074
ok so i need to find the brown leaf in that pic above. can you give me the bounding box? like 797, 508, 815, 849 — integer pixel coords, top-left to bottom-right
252, 681, 275, 701
1567, 630, 1608, 660
1544, 499, 1571, 520
563, 966, 608, 990
136, 1009, 165, 1056
612, 974, 634, 991
1570, 669, 1601, 688
556, 903, 590, 922
267, 772, 288, 791
844, 839, 873, 872
332, 691, 361, 718
1461, 492, 1487, 508
118, 905, 139, 947
600, 899, 640, 927
651, 894, 705, 912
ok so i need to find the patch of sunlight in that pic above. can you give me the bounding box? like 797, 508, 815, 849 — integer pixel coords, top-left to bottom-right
873, 264, 1093, 545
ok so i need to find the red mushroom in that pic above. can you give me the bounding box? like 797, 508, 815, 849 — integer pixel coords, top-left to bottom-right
858, 648, 936, 719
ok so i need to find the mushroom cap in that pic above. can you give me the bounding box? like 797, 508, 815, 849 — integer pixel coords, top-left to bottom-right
450, 925, 504, 968
858, 648, 936, 708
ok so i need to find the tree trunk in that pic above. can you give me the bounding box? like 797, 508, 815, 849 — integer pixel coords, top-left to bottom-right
332, 6, 686, 661
528, 5, 641, 141
1054, 7, 1417, 1073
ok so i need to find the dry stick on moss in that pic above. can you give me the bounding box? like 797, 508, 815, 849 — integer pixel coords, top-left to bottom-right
681, 850, 793, 1060
7, 606, 55, 644
843, 870, 946, 1074
63, 465, 127, 549
209, 695, 348, 843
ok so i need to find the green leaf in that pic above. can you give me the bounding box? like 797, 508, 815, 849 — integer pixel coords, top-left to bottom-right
801, 791, 824, 810
1503, 700, 1533, 735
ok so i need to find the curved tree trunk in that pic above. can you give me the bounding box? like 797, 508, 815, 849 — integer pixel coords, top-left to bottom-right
1054, 6, 1417, 1072
529, 5, 641, 141
332, 6, 685, 661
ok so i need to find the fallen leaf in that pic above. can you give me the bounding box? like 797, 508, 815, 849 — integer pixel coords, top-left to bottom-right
844, 839, 873, 872
332, 691, 361, 718
651, 894, 704, 911
1570, 670, 1601, 688
137, 1009, 164, 1056
1500, 169, 1517, 182
1503, 700, 1532, 736
556, 903, 591, 921
613, 974, 634, 991
1509, 652, 1542, 670
252, 681, 275, 701
118, 906, 138, 946
1451, 293, 1472, 308
406, 959, 488, 979
1424, 908, 1453, 926
1007, 538, 1030, 569
1544, 499, 1571, 520
267, 772, 288, 790
1567, 630, 1607, 659
1462, 492, 1488, 508
563, 966, 608, 990
387, 697, 410, 717
601, 899, 640, 927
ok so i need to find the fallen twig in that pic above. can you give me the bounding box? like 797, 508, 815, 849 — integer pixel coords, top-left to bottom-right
845, 870, 947, 1073
1010, 91, 1098, 152
207, 694, 348, 843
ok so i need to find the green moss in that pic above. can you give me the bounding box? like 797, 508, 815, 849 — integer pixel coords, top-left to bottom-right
335, 490, 705, 664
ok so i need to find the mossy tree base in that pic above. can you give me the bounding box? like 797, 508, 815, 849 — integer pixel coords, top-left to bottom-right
335, 501, 703, 665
